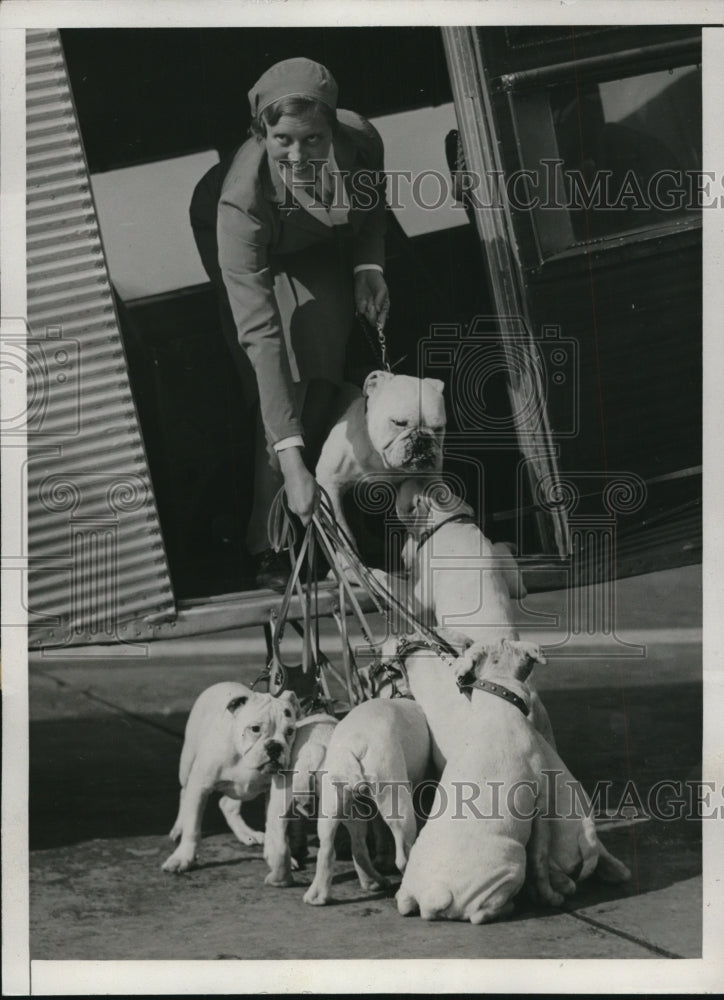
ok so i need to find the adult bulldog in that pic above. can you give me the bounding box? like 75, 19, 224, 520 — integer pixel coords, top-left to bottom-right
315, 371, 446, 551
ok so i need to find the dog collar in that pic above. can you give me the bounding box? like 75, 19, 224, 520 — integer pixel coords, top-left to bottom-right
456, 676, 530, 717
416, 513, 477, 552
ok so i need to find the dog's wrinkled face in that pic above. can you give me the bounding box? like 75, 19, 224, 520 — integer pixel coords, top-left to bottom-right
456, 638, 547, 686
227, 690, 300, 773
364, 371, 446, 472
396, 477, 474, 538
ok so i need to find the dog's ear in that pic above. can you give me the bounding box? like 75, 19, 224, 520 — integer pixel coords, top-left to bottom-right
363, 370, 394, 397
395, 477, 427, 520
226, 695, 249, 714
423, 377, 445, 396
505, 640, 546, 681
419, 479, 468, 520
454, 641, 491, 683
278, 689, 301, 718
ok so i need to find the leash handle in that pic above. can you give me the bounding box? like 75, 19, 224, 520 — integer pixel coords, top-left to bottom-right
313, 489, 460, 668
357, 314, 392, 373
376, 321, 390, 372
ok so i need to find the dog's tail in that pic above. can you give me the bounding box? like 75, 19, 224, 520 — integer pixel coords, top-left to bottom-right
325, 748, 372, 815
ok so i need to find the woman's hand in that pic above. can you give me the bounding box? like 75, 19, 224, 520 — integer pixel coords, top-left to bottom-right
354, 269, 390, 329
278, 447, 318, 524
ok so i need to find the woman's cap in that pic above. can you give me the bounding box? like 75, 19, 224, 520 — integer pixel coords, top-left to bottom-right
248, 58, 338, 118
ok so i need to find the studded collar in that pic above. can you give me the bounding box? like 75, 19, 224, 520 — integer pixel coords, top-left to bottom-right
456, 675, 530, 716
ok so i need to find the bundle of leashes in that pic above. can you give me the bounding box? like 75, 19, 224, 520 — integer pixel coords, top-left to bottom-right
254, 485, 461, 717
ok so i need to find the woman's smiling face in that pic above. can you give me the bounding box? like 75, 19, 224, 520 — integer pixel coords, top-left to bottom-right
264, 111, 333, 182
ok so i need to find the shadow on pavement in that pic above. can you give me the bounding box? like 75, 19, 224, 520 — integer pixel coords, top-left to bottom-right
30, 682, 702, 902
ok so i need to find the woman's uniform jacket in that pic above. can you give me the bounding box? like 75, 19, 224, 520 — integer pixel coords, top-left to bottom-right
189, 110, 386, 444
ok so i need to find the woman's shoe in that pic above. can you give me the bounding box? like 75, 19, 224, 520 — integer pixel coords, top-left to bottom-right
253, 549, 292, 592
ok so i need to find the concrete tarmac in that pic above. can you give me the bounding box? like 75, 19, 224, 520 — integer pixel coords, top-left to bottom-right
28, 565, 702, 961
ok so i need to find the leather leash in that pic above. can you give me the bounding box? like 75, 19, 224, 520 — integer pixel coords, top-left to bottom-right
256, 485, 464, 715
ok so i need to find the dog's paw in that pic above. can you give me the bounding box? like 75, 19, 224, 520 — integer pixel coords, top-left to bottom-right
303, 883, 330, 906
528, 878, 564, 908
264, 870, 296, 888
357, 872, 390, 893
469, 899, 515, 925
549, 870, 577, 897
161, 849, 195, 873
236, 829, 265, 846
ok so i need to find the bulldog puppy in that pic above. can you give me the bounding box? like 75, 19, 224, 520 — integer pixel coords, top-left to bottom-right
397, 477, 526, 636
396, 640, 629, 923
396, 638, 557, 923
315, 372, 446, 551
394, 478, 555, 749
453, 640, 630, 900
371, 636, 473, 774
162, 682, 299, 873
303, 697, 431, 906
374, 636, 567, 911
264, 713, 338, 887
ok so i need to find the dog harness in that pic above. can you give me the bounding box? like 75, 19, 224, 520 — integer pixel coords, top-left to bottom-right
456, 675, 530, 717
363, 654, 411, 699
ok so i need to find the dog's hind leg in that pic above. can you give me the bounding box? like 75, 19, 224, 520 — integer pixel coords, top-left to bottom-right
526, 815, 565, 907
347, 818, 389, 892
168, 787, 185, 841
374, 780, 417, 873
369, 813, 396, 875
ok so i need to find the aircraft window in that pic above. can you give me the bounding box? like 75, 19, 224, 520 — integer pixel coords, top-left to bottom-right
513, 64, 702, 253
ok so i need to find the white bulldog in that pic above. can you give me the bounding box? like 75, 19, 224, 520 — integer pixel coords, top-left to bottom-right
396, 477, 527, 640
162, 682, 299, 873
303, 697, 431, 906
396, 639, 629, 923
367, 637, 472, 774
390, 477, 556, 748
315, 372, 446, 550
263, 713, 338, 887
